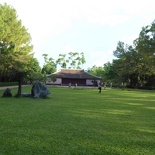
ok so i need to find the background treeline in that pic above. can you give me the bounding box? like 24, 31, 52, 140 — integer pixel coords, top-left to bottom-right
88, 21, 155, 89
0, 3, 155, 90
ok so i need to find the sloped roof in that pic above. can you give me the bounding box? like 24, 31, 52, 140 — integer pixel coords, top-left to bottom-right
50, 69, 101, 79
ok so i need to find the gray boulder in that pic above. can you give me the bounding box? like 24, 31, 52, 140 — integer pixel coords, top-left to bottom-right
31, 81, 50, 98
2, 88, 12, 97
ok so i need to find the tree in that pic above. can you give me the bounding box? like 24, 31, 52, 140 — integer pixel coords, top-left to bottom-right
133, 22, 155, 87
0, 41, 15, 81
80, 52, 86, 68
0, 3, 34, 96
102, 62, 116, 82
55, 52, 86, 69
113, 41, 143, 87
42, 54, 56, 74
68, 52, 79, 69
113, 42, 135, 86
25, 58, 43, 84
87, 63, 117, 87
87, 65, 104, 85
87, 65, 104, 77
112, 20, 155, 88
56, 54, 69, 68
50, 75, 56, 83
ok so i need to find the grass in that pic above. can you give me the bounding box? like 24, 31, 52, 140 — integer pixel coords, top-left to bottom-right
0, 86, 155, 155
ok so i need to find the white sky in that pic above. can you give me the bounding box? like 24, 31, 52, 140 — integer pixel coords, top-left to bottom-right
1, 0, 155, 69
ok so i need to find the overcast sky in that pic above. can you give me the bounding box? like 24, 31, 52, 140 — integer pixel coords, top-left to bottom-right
1, 0, 155, 69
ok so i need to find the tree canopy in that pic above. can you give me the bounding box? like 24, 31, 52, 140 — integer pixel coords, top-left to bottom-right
112, 20, 155, 88
42, 54, 56, 74
87, 20, 155, 89
42, 52, 86, 71
0, 3, 35, 96
56, 52, 86, 69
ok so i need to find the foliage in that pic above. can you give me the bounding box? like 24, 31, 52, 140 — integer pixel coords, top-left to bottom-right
50, 75, 56, 82
0, 87, 155, 154
42, 54, 56, 74
87, 63, 116, 86
24, 58, 43, 84
42, 52, 86, 71
112, 20, 155, 88
0, 3, 34, 96
86, 20, 155, 89
56, 54, 69, 69
87, 65, 104, 77
68, 52, 86, 69
102, 62, 116, 82
56, 52, 86, 69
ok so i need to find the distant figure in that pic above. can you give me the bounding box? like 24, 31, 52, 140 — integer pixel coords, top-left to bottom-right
69, 83, 71, 88
121, 82, 124, 89
104, 82, 107, 89
75, 83, 77, 88
110, 82, 112, 88
98, 84, 102, 93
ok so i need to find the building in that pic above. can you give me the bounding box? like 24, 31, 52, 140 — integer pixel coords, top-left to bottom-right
46, 69, 101, 86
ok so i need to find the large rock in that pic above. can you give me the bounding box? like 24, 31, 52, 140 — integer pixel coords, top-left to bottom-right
2, 88, 12, 97
31, 81, 50, 98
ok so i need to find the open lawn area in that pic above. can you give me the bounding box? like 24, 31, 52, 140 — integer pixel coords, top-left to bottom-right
0, 86, 155, 155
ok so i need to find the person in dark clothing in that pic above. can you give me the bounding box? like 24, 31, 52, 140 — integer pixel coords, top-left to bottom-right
98, 84, 102, 93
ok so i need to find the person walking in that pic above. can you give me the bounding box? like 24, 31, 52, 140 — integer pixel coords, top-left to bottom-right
98, 83, 102, 93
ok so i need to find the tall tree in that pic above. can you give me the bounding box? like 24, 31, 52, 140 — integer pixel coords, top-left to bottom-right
102, 62, 116, 82
113, 41, 141, 87
112, 20, 155, 88
55, 52, 86, 69
87, 65, 104, 86
80, 52, 86, 68
68, 52, 78, 69
25, 58, 43, 84
87, 65, 104, 77
56, 54, 69, 68
42, 54, 56, 74
133, 22, 155, 87
0, 3, 34, 96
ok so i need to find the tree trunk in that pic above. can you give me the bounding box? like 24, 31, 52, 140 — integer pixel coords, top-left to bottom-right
17, 79, 22, 97
0, 73, 1, 83
17, 72, 23, 97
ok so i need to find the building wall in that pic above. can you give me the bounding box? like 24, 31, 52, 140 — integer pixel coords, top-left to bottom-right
46, 77, 100, 86
62, 78, 86, 85
86, 79, 100, 86
86, 79, 94, 85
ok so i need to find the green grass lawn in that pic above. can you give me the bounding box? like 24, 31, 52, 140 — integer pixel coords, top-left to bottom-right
0, 86, 155, 155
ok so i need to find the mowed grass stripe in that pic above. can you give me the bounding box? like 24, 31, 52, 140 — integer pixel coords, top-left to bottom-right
0, 86, 155, 155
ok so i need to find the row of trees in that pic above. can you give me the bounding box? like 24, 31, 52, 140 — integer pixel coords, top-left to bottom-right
88, 21, 155, 89
42, 52, 86, 74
